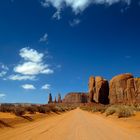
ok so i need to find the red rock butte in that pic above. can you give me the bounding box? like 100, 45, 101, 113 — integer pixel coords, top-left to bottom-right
49, 73, 140, 105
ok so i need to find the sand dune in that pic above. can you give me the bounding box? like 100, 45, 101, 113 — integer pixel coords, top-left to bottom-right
0, 108, 140, 140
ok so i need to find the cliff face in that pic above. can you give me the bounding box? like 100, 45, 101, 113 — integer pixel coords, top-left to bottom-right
63, 92, 88, 104
88, 73, 140, 104
52, 73, 140, 105
109, 74, 140, 104
88, 76, 95, 102
88, 76, 109, 104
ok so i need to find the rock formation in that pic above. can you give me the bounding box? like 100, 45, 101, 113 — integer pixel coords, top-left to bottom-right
63, 92, 88, 104
48, 93, 53, 104
109, 73, 140, 104
88, 76, 109, 104
88, 76, 95, 102
58, 93, 62, 103
134, 78, 140, 103
48, 73, 140, 105
94, 77, 109, 104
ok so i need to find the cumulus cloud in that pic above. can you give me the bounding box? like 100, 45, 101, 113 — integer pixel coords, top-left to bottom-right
21, 84, 36, 90
69, 18, 81, 26
42, 84, 51, 90
39, 33, 48, 43
20, 47, 43, 63
14, 62, 53, 75
41, 0, 131, 17
9, 47, 53, 81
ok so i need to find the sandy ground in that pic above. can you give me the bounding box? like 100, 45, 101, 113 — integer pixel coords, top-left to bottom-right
0, 108, 140, 140
0, 112, 16, 119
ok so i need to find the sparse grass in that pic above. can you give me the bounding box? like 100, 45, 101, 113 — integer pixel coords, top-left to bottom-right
105, 105, 117, 116
133, 104, 140, 111
0, 103, 77, 116
37, 106, 51, 114
80, 103, 138, 118
0, 104, 15, 113
117, 106, 134, 118
13, 107, 26, 116
26, 106, 38, 114
105, 105, 135, 118
80, 103, 107, 113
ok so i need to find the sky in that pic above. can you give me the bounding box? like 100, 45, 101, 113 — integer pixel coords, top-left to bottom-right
0, 0, 140, 104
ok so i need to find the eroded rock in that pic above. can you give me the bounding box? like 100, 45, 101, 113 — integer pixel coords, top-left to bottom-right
109, 73, 134, 104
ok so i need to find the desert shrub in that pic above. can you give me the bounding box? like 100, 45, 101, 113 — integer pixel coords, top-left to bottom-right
105, 105, 135, 118
80, 104, 107, 113
117, 106, 134, 118
94, 105, 107, 113
13, 107, 26, 116
48, 105, 58, 112
38, 106, 50, 113
92, 107, 98, 112
133, 104, 140, 111
105, 105, 117, 116
26, 106, 38, 114
55, 106, 63, 112
0, 104, 15, 113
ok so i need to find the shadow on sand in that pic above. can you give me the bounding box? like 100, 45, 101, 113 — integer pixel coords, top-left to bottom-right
0, 120, 13, 128
21, 116, 34, 121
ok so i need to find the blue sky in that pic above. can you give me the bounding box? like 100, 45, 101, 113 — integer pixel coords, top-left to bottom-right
0, 0, 140, 103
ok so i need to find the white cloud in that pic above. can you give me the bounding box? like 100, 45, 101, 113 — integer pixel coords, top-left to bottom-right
14, 62, 53, 75
53, 10, 61, 20
20, 47, 43, 63
0, 64, 9, 78
9, 75, 36, 81
41, 0, 131, 17
0, 93, 6, 99
39, 33, 48, 43
10, 47, 53, 81
69, 18, 81, 26
42, 84, 51, 90
0, 71, 7, 77
21, 84, 36, 90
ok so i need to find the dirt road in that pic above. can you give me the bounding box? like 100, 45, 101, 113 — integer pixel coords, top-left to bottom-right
0, 108, 139, 140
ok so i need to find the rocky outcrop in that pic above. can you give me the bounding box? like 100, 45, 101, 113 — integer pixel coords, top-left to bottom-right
48, 93, 53, 104
134, 78, 140, 103
94, 77, 109, 104
63, 92, 88, 104
88, 76, 95, 102
48, 74, 140, 105
109, 73, 140, 104
88, 76, 109, 104
58, 93, 62, 103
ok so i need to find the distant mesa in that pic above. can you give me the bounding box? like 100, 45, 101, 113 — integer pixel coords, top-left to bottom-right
63, 92, 88, 104
48, 73, 140, 105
